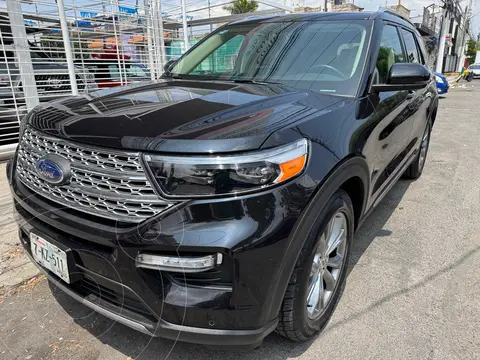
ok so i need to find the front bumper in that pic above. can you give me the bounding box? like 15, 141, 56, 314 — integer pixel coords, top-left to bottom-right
437, 84, 449, 94
10, 159, 315, 347
23, 247, 277, 347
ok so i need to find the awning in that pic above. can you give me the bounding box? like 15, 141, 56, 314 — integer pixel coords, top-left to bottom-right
414, 22, 437, 37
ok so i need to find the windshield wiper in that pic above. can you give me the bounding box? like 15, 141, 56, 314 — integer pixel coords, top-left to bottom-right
161, 72, 184, 79
231, 79, 284, 86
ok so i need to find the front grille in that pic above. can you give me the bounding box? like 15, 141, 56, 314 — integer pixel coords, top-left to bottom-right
16, 127, 172, 223
34, 74, 85, 92
75, 277, 157, 321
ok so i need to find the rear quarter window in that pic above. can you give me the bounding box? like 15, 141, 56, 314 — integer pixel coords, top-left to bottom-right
401, 29, 421, 64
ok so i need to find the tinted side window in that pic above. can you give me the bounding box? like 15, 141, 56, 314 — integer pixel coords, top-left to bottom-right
108, 64, 121, 79
128, 65, 148, 78
376, 25, 405, 83
93, 64, 109, 79
191, 35, 244, 75
401, 29, 420, 63
414, 34, 427, 65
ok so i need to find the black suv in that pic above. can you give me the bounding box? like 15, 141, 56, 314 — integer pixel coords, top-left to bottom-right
8, 11, 438, 350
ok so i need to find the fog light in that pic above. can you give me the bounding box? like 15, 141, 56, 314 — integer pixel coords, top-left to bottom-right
135, 253, 223, 273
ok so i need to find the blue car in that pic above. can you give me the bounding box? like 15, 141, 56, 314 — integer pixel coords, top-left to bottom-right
434, 72, 449, 95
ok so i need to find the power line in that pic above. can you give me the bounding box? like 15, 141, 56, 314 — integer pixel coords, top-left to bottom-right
469, 9, 480, 19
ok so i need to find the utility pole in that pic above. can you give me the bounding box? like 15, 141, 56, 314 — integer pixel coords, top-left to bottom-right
436, 0, 450, 73
457, 0, 472, 71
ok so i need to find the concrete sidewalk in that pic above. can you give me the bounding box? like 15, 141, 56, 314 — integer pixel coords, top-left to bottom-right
0, 162, 39, 296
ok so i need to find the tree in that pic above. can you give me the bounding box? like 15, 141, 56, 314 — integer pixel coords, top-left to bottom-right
223, 0, 258, 14
465, 39, 479, 65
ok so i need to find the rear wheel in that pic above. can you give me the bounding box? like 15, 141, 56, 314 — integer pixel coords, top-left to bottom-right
276, 190, 353, 341
403, 121, 431, 179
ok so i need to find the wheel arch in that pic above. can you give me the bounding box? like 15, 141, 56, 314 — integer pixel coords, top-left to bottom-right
429, 105, 438, 126
265, 155, 370, 323
339, 176, 365, 230
427, 96, 439, 127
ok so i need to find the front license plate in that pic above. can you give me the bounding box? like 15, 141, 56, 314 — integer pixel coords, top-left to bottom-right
30, 233, 70, 283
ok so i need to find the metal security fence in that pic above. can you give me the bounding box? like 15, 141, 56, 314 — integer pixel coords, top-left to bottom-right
0, 0, 287, 158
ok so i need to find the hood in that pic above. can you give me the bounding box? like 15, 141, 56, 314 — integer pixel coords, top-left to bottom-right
27, 80, 349, 154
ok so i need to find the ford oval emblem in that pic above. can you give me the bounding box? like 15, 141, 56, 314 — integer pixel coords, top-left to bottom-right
35, 154, 71, 185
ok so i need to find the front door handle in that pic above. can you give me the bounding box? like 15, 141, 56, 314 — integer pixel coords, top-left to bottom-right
406, 90, 415, 100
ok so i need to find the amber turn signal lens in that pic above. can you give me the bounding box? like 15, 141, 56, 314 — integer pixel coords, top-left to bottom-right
145, 138, 308, 197
275, 154, 307, 183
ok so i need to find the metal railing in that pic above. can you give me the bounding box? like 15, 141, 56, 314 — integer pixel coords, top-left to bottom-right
0, 1, 286, 158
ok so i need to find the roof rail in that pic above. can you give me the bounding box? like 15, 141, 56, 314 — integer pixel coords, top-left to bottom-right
377, 8, 416, 27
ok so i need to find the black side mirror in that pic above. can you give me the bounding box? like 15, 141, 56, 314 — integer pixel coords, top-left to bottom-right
371, 63, 431, 92
163, 59, 177, 73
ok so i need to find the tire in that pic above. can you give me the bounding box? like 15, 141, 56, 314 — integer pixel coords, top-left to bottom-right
276, 189, 354, 341
403, 121, 431, 179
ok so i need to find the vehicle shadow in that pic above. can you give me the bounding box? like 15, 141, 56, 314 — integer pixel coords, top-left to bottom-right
347, 179, 412, 277
50, 180, 412, 360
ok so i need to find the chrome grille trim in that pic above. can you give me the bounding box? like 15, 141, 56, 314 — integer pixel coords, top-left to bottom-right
17, 127, 172, 223
21, 129, 144, 173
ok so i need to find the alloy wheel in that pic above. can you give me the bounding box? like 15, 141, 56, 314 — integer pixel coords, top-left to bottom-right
306, 211, 348, 320
418, 124, 430, 171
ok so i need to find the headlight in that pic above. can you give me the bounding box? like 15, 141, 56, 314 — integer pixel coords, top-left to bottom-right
435, 75, 444, 83
144, 138, 308, 197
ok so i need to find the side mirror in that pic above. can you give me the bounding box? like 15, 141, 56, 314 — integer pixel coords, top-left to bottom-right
163, 59, 177, 73
371, 63, 431, 92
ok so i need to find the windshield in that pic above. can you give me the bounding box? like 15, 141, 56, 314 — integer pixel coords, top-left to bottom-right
168, 20, 370, 96
28, 42, 51, 59
469, 65, 480, 69
128, 64, 150, 78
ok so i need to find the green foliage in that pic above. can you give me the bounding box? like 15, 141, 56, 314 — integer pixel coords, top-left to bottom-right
465, 39, 479, 64
223, 0, 259, 14
376, 47, 390, 83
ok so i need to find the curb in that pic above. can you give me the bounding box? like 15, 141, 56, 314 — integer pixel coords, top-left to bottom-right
0, 259, 40, 292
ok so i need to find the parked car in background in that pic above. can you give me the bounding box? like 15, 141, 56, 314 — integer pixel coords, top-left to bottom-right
82, 60, 151, 88
468, 64, 480, 78
80, 51, 151, 88
9, 10, 438, 350
0, 42, 97, 106
434, 72, 449, 94
0, 42, 97, 157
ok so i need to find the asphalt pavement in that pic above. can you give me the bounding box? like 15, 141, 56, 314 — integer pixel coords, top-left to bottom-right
1, 82, 479, 360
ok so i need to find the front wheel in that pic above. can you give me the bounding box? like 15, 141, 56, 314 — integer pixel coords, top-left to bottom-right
276, 190, 354, 341
403, 121, 431, 179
